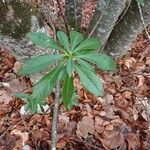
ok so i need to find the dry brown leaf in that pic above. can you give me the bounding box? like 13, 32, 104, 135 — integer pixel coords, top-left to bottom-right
11, 130, 29, 144
95, 117, 105, 134
81, 0, 98, 30
124, 57, 136, 69
76, 116, 94, 139
33, 129, 42, 142
13, 61, 21, 74
64, 121, 77, 137
105, 124, 114, 131
8, 78, 28, 94
0, 133, 16, 150
0, 89, 12, 104
59, 113, 70, 125
100, 131, 126, 150
126, 133, 141, 150
57, 140, 67, 149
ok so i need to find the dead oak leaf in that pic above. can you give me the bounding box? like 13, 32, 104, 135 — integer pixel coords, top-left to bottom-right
126, 133, 141, 150
76, 116, 94, 139
11, 129, 29, 145
0, 89, 12, 104
124, 57, 136, 69
95, 117, 105, 134
99, 131, 126, 150
12, 61, 21, 74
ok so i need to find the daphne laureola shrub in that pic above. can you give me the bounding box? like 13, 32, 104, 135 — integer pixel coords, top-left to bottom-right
16, 30, 116, 113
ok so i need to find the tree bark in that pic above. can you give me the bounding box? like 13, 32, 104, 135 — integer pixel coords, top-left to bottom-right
88, 0, 129, 44
104, 0, 150, 57
1, 0, 150, 61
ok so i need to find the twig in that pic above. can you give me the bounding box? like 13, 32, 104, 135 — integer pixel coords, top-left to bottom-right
88, 0, 111, 38
137, 3, 150, 41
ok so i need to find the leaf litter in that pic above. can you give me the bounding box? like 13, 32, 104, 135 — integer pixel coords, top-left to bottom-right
0, 7, 150, 150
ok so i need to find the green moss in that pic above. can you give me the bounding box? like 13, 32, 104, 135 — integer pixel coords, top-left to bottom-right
0, 1, 38, 39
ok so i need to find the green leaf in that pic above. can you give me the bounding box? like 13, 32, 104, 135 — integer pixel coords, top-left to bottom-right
29, 32, 64, 51
75, 49, 94, 55
32, 65, 62, 102
57, 31, 70, 51
27, 96, 47, 114
70, 31, 84, 51
73, 37, 101, 52
19, 54, 64, 75
75, 65, 104, 96
62, 75, 74, 109
27, 98, 38, 114
66, 59, 74, 77
67, 92, 79, 110
136, 0, 144, 6
79, 53, 116, 71
58, 68, 67, 81
77, 58, 95, 72
15, 93, 30, 99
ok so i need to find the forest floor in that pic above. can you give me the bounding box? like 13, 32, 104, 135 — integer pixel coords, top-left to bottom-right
0, 27, 150, 150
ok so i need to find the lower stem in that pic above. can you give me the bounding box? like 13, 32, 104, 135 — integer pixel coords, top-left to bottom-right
50, 81, 60, 150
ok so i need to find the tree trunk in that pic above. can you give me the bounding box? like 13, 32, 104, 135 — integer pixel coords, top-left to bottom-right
104, 0, 150, 57
88, 0, 129, 45
0, 0, 150, 61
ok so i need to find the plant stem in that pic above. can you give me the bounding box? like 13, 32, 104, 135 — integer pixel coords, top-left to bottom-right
48, 9, 60, 148
51, 82, 60, 150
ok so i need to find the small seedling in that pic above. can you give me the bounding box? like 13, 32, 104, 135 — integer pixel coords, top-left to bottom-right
16, 31, 116, 113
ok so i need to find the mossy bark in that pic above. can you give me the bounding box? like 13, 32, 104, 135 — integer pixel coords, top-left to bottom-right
1, 0, 150, 61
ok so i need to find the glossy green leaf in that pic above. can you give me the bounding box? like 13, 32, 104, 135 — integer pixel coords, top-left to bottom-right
67, 92, 79, 110
77, 58, 95, 72
19, 54, 64, 75
75, 49, 94, 55
58, 67, 69, 82
73, 37, 101, 52
27, 96, 46, 114
15, 93, 30, 99
62, 75, 74, 109
75, 65, 104, 96
29, 32, 64, 51
70, 31, 84, 51
66, 59, 74, 77
32, 65, 62, 102
136, 0, 144, 6
27, 98, 38, 114
79, 53, 116, 71
57, 31, 70, 51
